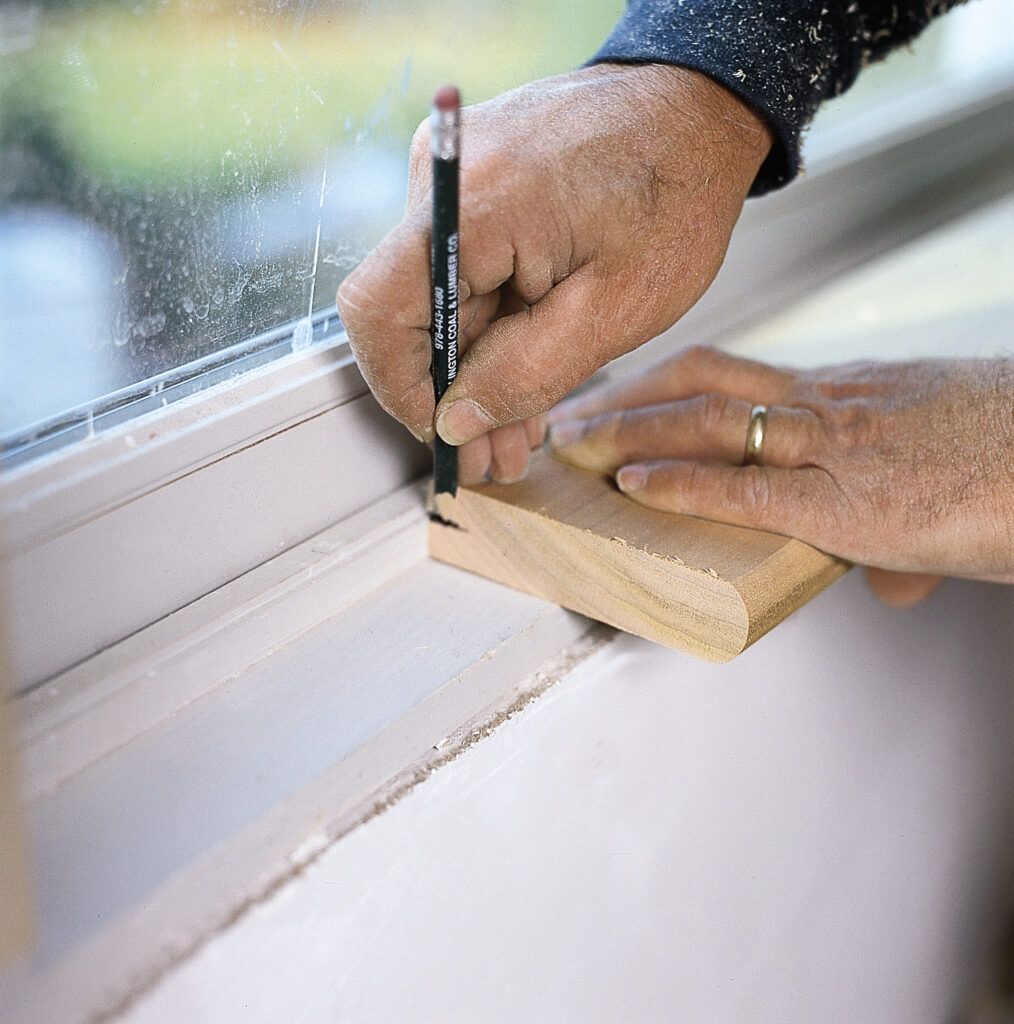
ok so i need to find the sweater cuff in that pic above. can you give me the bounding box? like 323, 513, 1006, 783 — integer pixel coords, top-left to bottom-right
587, 1, 863, 196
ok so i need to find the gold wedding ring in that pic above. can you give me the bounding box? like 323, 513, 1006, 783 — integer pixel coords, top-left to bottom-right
743, 405, 768, 466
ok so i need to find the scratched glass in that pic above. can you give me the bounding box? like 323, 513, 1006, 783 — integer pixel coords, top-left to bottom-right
0, 0, 1011, 454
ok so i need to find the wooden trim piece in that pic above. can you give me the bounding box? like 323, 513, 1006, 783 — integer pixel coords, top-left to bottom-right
430, 453, 848, 661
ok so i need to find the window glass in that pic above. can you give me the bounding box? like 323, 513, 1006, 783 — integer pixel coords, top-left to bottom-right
0, 0, 621, 449
1, 0, 1011, 457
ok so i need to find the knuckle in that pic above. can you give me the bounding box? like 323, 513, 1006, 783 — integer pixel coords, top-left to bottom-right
785, 409, 830, 465
733, 468, 773, 519
683, 461, 711, 500
697, 392, 732, 433
409, 118, 430, 157
612, 408, 637, 445
683, 344, 714, 366
336, 271, 383, 331
667, 344, 712, 382
804, 412, 833, 459
666, 344, 725, 390
800, 468, 853, 546
825, 400, 877, 448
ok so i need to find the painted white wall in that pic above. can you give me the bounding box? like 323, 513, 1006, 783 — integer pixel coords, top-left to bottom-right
121, 571, 1014, 1024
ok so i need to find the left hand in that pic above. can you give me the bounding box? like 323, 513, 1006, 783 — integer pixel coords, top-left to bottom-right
547, 346, 1014, 606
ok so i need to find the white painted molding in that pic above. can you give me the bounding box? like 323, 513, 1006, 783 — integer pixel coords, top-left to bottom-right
15, 484, 428, 801
2, 480, 601, 1024
2, 349, 427, 688
2, 342, 366, 552
0, 592, 32, 965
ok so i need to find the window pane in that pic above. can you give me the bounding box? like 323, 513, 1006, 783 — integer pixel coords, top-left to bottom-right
0, 0, 620, 449
2, 0, 1011, 457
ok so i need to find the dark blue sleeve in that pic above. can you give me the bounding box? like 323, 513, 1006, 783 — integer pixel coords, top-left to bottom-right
589, 0, 966, 195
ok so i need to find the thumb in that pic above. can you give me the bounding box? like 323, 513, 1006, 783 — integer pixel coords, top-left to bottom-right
435, 271, 627, 445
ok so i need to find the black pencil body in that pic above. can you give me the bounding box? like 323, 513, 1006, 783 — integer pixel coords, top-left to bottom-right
431, 144, 459, 495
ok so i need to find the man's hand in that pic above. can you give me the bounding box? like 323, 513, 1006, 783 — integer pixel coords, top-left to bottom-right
337, 64, 772, 484
547, 347, 1014, 605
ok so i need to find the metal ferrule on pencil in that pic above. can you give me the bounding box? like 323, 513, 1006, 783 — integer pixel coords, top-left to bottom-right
431, 106, 460, 161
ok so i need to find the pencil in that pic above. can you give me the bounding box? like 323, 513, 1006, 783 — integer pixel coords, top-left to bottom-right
430, 84, 460, 496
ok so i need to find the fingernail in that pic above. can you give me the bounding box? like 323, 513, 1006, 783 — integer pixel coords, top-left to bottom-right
409, 425, 433, 444
436, 400, 496, 446
616, 465, 648, 492
547, 401, 577, 424
547, 420, 585, 449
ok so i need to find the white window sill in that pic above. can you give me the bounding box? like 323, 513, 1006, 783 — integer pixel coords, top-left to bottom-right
4, 482, 605, 1023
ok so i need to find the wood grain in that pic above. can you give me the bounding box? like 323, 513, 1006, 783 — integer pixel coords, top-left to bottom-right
429, 452, 849, 661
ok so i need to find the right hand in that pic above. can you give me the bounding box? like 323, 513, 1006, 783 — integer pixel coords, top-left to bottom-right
338, 63, 772, 484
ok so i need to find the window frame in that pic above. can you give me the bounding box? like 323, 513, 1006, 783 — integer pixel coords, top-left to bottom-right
1, 338, 426, 688
1, 308, 347, 468
2, 69, 1013, 692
